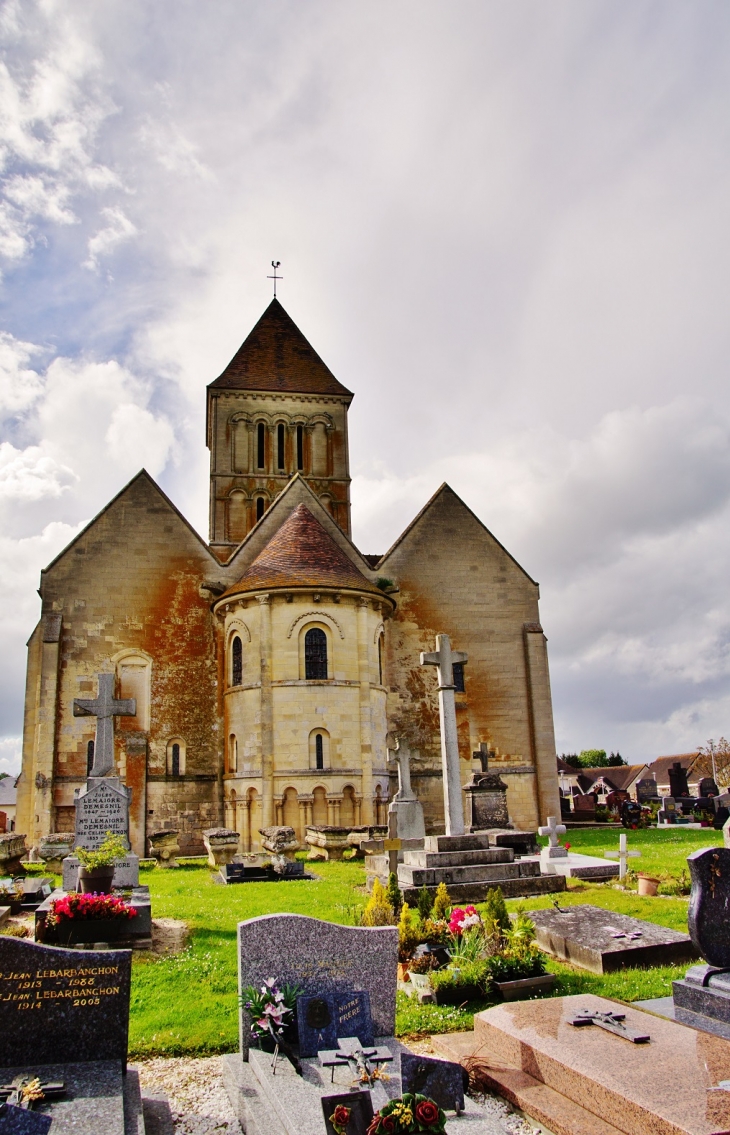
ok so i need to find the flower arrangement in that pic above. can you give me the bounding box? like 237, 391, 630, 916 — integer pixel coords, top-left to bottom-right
448, 905, 481, 936
240, 978, 301, 1041
75, 831, 129, 869
46, 892, 137, 926
366, 1093, 447, 1134
330, 1103, 353, 1135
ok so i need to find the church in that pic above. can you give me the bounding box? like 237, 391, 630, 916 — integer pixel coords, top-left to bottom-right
16, 298, 561, 856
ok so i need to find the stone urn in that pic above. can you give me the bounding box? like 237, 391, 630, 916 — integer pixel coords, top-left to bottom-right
259, 825, 299, 860
346, 825, 388, 858
38, 833, 75, 874
304, 826, 352, 862
0, 833, 27, 875
148, 829, 181, 868
202, 828, 240, 868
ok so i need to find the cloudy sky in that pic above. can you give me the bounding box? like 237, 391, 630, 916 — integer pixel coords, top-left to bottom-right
1, 0, 729, 774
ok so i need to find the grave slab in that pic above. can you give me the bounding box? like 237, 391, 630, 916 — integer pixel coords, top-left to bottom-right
449, 993, 730, 1135
0, 1061, 128, 1135
522, 851, 620, 880
237, 914, 397, 1058
400, 1051, 466, 1113
529, 905, 698, 973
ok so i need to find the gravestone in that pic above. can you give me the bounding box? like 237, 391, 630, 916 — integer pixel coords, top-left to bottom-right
321, 1091, 374, 1135
530, 905, 697, 974
572, 794, 596, 819
636, 778, 658, 803
0, 1102, 53, 1133
236, 914, 397, 1058
400, 1051, 466, 1113
658, 796, 676, 824
699, 777, 720, 798
463, 744, 510, 832
668, 761, 690, 798
538, 816, 567, 864
297, 994, 338, 1057
420, 634, 467, 836
386, 739, 425, 841
673, 847, 730, 1034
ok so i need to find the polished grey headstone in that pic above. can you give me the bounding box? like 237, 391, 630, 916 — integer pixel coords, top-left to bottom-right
529, 904, 698, 974
0, 1062, 129, 1135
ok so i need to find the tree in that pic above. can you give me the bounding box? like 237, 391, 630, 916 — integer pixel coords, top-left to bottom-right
578, 749, 608, 768
607, 752, 627, 766
561, 754, 581, 768
695, 738, 730, 788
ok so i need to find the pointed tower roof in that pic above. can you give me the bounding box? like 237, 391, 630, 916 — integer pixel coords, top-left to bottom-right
208, 298, 353, 397
219, 504, 386, 598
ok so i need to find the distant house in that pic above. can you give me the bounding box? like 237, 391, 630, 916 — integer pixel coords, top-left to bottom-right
645, 754, 701, 797
0, 777, 17, 832
575, 765, 650, 801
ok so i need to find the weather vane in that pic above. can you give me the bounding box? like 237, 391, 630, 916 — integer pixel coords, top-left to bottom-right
267, 260, 282, 298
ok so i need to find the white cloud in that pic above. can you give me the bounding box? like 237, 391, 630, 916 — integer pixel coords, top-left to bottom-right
0, 443, 75, 501
83, 206, 137, 270
0, 736, 21, 778
0, 333, 44, 418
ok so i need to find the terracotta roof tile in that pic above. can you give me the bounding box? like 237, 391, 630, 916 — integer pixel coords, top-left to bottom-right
221, 505, 385, 597
209, 299, 352, 397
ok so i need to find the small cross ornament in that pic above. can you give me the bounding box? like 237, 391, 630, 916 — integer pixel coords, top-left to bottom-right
604, 833, 641, 880
570, 1008, 649, 1043
538, 815, 566, 848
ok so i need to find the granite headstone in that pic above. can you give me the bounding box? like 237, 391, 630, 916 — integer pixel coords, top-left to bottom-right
668, 762, 690, 798
529, 905, 698, 974
321, 1091, 374, 1135
686, 846, 730, 968
336, 991, 374, 1048
0, 936, 131, 1069
237, 914, 397, 1058
0, 1104, 52, 1134
636, 778, 658, 803
400, 1052, 466, 1113
699, 777, 720, 798
74, 778, 130, 849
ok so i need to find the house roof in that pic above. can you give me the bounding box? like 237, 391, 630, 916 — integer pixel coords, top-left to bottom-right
219, 504, 389, 600
0, 778, 17, 807
576, 765, 648, 793
645, 754, 700, 784
208, 299, 353, 398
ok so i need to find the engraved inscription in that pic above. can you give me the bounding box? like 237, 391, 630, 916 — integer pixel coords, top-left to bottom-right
0, 966, 122, 1011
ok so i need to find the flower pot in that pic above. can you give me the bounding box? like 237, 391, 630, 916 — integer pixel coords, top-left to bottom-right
494, 974, 556, 1001
397, 963, 410, 982
77, 865, 115, 894
637, 875, 660, 896
434, 982, 483, 1005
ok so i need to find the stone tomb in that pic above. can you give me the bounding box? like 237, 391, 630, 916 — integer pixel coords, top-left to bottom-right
396, 833, 564, 903
434, 993, 730, 1135
529, 905, 698, 974
63, 777, 139, 891
0, 935, 146, 1135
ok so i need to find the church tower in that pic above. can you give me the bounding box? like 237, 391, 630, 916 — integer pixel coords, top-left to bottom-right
206, 299, 353, 557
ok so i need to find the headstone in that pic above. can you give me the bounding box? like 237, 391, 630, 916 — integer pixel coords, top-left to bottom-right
620, 800, 643, 828
672, 847, 730, 1032
604, 833, 640, 880
538, 816, 567, 863
572, 795, 596, 819
400, 1052, 466, 1113
336, 991, 374, 1048
386, 739, 425, 841
420, 634, 467, 836
636, 778, 658, 803
463, 743, 510, 832
699, 777, 720, 798
321, 1091, 374, 1135
529, 905, 697, 974
668, 761, 690, 798
236, 914, 397, 1058
0, 935, 131, 1068
0, 1103, 53, 1134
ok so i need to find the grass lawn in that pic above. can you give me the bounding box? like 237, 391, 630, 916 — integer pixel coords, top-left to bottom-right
25, 827, 715, 1056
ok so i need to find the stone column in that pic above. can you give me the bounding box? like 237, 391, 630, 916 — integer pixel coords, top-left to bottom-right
333, 798, 342, 826
298, 798, 308, 841
274, 797, 284, 825
421, 633, 467, 837
243, 796, 251, 852
257, 594, 275, 827
356, 597, 374, 824
523, 624, 561, 826
327, 799, 336, 825
354, 797, 362, 825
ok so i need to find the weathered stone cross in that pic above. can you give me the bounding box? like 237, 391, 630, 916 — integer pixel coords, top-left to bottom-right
538, 814, 566, 848
420, 633, 467, 836
73, 673, 136, 778
604, 832, 641, 880
389, 736, 415, 801
473, 742, 491, 775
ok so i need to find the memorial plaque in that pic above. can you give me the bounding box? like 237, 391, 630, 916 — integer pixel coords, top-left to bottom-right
321, 1091, 374, 1135
336, 991, 374, 1048
297, 993, 338, 1057
74, 779, 130, 851
0, 936, 131, 1070
401, 1051, 466, 1113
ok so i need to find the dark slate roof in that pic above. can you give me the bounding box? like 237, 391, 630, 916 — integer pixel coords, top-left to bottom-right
209, 299, 352, 397
221, 504, 386, 598
577, 765, 648, 793
0, 778, 17, 807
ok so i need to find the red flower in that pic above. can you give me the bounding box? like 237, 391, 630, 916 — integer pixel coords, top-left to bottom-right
330, 1103, 351, 1133
47, 892, 137, 926
415, 1099, 440, 1125
366, 1117, 396, 1135
564, 842, 571, 851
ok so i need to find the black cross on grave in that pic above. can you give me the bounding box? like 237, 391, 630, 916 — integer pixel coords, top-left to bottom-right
472, 742, 490, 774
318, 1037, 394, 1085
73, 673, 136, 777
0, 1073, 66, 1108
570, 1009, 649, 1044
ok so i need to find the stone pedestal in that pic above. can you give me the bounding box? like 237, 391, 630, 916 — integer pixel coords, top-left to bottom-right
0, 833, 27, 875
396, 833, 564, 903
388, 798, 426, 842
203, 828, 240, 867
345, 825, 387, 858
38, 833, 75, 873
304, 826, 352, 861
259, 825, 299, 859
463, 770, 511, 832
148, 829, 180, 867
63, 854, 140, 891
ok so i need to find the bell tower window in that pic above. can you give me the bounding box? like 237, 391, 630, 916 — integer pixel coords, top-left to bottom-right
296, 425, 304, 471
257, 423, 265, 469
256, 497, 265, 522
453, 662, 465, 692
277, 423, 285, 470
305, 627, 328, 680
231, 635, 242, 686
315, 733, 324, 769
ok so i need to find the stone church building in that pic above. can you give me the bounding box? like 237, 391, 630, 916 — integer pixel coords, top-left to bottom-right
16, 299, 560, 856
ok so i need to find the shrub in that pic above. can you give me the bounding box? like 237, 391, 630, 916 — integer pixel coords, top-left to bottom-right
76, 831, 129, 869
487, 951, 547, 982
398, 903, 421, 962
416, 885, 433, 921
482, 888, 510, 935
422, 918, 451, 946
408, 952, 440, 974
431, 959, 492, 1004
361, 879, 395, 926
385, 872, 403, 917
432, 882, 451, 921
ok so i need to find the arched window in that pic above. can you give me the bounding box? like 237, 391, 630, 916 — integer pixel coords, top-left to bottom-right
256, 497, 265, 522
277, 423, 285, 470
171, 743, 180, 777
166, 737, 186, 776
378, 635, 384, 685
315, 734, 324, 770
257, 422, 266, 469
86, 739, 95, 775
231, 636, 242, 686
229, 734, 238, 773
305, 628, 328, 680
296, 424, 304, 471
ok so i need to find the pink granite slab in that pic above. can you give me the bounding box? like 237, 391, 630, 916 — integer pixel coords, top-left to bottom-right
474, 994, 730, 1135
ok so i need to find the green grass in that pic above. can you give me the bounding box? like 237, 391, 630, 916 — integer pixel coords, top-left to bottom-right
28, 827, 712, 1056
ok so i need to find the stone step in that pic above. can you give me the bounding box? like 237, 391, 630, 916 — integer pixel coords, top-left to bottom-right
402, 848, 513, 868
400, 874, 565, 903
423, 834, 492, 853
431, 1032, 623, 1135
398, 860, 543, 887
222, 1054, 288, 1135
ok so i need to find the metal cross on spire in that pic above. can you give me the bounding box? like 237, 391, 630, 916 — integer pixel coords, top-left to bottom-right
267, 260, 282, 297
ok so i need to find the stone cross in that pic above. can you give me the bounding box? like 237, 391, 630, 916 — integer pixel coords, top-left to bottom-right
473, 742, 491, 774
385, 807, 402, 875
388, 737, 415, 801
604, 833, 641, 880
73, 673, 136, 778
420, 634, 467, 836
538, 815, 566, 849
570, 1008, 649, 1044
